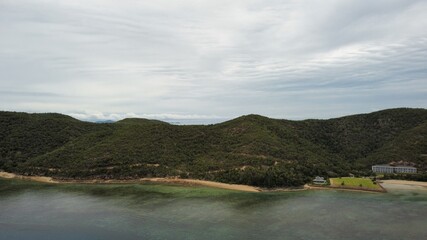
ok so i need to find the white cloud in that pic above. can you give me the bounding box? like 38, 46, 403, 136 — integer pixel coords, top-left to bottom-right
1, 0, 426, 122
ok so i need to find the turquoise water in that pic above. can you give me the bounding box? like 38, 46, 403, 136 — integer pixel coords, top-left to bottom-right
0, 179, 426, 240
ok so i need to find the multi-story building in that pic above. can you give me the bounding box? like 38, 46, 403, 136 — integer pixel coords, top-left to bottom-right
393, 166, 417, 173
372, 165, 417, 174
372, 165, 394, 173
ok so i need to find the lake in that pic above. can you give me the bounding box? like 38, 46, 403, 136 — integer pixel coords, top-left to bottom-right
0, 179, 426, 240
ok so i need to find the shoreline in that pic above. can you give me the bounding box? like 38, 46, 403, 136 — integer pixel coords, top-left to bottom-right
0, 171, 310, 192
0, 171, 58, 184
379, 180, 427, 187
0, 172, 305, 192
0, 171, 263, 192
379, 180, 427, 191
306, 184, 386, 193
3, 171, 425, 193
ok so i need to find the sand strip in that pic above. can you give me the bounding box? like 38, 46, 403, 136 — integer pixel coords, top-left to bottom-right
380, 180, 427, 187
6, 171, 423, 193
0, 171, 57, 183
0, 171, 260, 192
139, 178, 261, 192
379, 180, 427, 191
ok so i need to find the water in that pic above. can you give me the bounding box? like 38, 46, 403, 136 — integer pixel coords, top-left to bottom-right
1, 179, 426, 240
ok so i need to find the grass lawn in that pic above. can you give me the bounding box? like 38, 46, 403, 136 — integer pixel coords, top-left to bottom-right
330, 177, 382, 190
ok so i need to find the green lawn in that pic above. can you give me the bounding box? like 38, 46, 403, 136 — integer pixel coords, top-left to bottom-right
330, 177, 382, 190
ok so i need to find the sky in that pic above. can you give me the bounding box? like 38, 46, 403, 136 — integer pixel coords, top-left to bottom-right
1, 0, 427, 123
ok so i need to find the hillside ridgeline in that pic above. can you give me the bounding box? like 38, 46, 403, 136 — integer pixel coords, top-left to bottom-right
1, 108, 426, 187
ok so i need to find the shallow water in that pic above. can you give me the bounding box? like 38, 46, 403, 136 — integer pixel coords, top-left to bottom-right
0, 179, 426, 240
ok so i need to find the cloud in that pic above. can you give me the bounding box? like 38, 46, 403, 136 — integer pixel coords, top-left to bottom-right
0, 0, 426, 122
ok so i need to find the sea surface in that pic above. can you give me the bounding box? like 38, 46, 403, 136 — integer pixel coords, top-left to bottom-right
0, 179, 426, 240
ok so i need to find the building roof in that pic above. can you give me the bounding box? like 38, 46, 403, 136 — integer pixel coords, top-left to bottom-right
394, 165, 417, 169
372, 165, 416, 169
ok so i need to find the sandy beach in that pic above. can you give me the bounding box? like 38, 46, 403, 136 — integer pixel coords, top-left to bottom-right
0, 171, 57, 183
4, 171, 425, 193
0, 171, 260, 192
380, 180, 427, 191
139, 178, 261, 192
380, 180, 427, 187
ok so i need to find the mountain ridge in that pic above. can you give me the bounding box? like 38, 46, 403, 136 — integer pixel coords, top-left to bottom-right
1, 108, 426, 187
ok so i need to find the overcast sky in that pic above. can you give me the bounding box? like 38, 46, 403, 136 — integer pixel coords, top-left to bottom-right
1, 0, 427, 123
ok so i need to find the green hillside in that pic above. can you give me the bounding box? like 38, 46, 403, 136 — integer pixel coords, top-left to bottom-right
1, 108, 426, 187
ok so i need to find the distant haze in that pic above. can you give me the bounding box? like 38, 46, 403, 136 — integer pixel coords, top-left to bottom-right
1, 0, 427, 123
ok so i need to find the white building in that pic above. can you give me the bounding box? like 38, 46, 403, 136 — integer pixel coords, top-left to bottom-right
394, 166, 417, 173
313, 176, 327, 185
372, 165, 394, 173
372, 165, 417, 174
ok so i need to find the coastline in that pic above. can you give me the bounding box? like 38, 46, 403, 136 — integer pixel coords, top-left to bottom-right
0, 171, 58, 184
379, 180, 427, 191
0, 172, 305, 192
139, 178, 262, 192
3, 171, 425, 193
306, 184, 386, 193
0, 171, 262, 192
0, 171, 311, 192
380, 180, 427, 187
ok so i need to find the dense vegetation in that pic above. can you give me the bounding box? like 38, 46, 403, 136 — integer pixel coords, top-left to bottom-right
1, 108, 426, 188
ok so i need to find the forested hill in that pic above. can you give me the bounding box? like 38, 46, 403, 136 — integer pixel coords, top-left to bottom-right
1, 108, 427, 187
